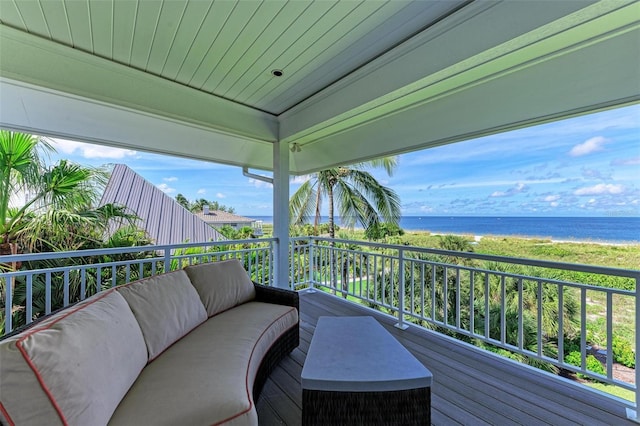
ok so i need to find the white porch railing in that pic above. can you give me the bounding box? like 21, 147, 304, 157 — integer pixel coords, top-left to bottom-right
290, 237, 639, 415
1, 236, 638, 418
0, 239, 275, 335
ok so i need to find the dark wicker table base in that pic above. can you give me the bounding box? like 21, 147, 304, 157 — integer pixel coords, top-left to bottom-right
302, 387, 430, 426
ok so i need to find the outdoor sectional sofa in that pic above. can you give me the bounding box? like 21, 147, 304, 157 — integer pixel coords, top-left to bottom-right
0, 259, 299, 425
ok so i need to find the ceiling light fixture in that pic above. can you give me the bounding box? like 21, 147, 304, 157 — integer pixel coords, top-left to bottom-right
290, 143, 301, 153
271, 69, 283, 77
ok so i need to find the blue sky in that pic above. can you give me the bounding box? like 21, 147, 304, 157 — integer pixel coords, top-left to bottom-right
49, 104, 639, 217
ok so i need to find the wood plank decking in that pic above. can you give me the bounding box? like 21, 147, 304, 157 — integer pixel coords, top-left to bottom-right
256, 290, 635, 426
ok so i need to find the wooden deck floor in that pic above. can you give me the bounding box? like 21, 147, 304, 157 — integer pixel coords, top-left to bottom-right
256, 290, 635, 426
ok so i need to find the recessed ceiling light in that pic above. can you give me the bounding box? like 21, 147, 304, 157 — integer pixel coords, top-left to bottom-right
271, 69, 283, 77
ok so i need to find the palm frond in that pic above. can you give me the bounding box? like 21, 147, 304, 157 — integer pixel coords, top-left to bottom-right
289, 180, 318, 225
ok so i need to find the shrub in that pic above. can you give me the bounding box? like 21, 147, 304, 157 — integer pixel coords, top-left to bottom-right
364, 222, 404, 241
612, 336, 636, 368
565, 351, 606, 379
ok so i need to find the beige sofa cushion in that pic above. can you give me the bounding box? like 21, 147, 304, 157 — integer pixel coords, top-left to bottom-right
117, 269, 207, 360
109, 302, 298, 426
0, 290, 147, 426
184, 259, 256, 317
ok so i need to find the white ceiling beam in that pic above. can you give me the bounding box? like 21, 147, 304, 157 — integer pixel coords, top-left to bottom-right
290, 27, 640, 173
0, 24, 278, 169
0, 78, 274, 170
282, 1, 639, 173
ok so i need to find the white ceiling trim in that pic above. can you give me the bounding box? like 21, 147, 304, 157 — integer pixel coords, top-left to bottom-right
1, 1, 638, 176
286, 27, 640, 173
0, 78, 274, 171
0, 24, 278, 142
280, 1, 637, 146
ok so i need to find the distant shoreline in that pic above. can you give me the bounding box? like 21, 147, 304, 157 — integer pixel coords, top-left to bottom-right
252, 216, 640, 245
258, 223, 639, 246
423, 232, 640, 247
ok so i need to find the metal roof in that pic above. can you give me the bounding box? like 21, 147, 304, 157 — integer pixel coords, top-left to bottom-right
194, 210, 255, 225
100, 164, 224, 245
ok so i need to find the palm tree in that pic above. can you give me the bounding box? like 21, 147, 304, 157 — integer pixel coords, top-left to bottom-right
0, 132, 107, 251
290, 157, 401, 294
0, 132, 149, 329
289, 158, 401, 238
0, 131, 144, 271
175, 193, 190, 210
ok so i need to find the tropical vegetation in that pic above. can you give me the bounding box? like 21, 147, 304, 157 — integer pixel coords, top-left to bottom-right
175, 194, 235, 214
216, 225, 257, 240
289, 158, 401, 238
0, 131, 150, 331
282, 224, 636, 399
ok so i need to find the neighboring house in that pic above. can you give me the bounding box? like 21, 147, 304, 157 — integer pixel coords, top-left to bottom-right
195, 207, 263, 236
100, 164, 224, 245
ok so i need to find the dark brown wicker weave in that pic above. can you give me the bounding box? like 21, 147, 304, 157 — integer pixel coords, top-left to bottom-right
302, 387, 430, 426
252, 282, 300, 401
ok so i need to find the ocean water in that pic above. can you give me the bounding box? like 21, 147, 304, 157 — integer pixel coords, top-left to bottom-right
248, 216, 640, 244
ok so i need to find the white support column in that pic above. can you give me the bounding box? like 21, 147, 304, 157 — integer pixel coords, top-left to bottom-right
272, 140, 290, 289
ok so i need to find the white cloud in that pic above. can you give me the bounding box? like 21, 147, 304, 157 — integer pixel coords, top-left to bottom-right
569, 136, 609, 157
611, 157, 640, 166
156, 183, 175, 194
51, 138, 137, 159
197, 188, 207, 195
290, 175, 310, 184
544, 195, 560, 202
216, 192, 226, 199
550, 202, 559, 207
163, 176, 178, 182
490, 183, 528, 197
574, 184, 624, 195
249, 178, 273, 189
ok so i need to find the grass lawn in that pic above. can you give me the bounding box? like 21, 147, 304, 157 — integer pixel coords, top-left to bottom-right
585, 381, 635, 402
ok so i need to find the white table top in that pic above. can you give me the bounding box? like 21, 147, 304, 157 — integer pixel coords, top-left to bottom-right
301, 316, 433, 392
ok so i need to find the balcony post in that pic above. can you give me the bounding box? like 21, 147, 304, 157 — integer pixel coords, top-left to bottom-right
395, 248, 408, 330
272, 139, 290, 289
307, 239, 316, 293
4, 276, 12, 334
628, 273, 640, 422
164, 248, 171, 273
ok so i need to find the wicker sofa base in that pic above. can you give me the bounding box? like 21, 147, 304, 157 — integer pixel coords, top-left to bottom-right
302, 387, 430, 426
253, 324, 300, 402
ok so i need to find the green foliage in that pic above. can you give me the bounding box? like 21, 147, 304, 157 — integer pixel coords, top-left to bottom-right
437, 235, 475, 266
175, 194, 235, 214
586, 355, 608, 377
530, 244, 573, 257
0, 132, 110, 246
564, 351, 606, 379
584, 382, 635, 401
216, 225, 256, 240
364, 222, 404, 241
8, 229, 155, 329
0, 132, 153, 331
289, 158, 401, 239
611, 336, 636, 368
175, 193, 190, 209
217, 225, 238, 239
170, 245, 270, 284
438, 234, 474, 252
290, 223, 339, 237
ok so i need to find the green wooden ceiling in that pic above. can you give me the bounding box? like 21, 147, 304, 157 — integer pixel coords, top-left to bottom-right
1, 0, 638, 174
